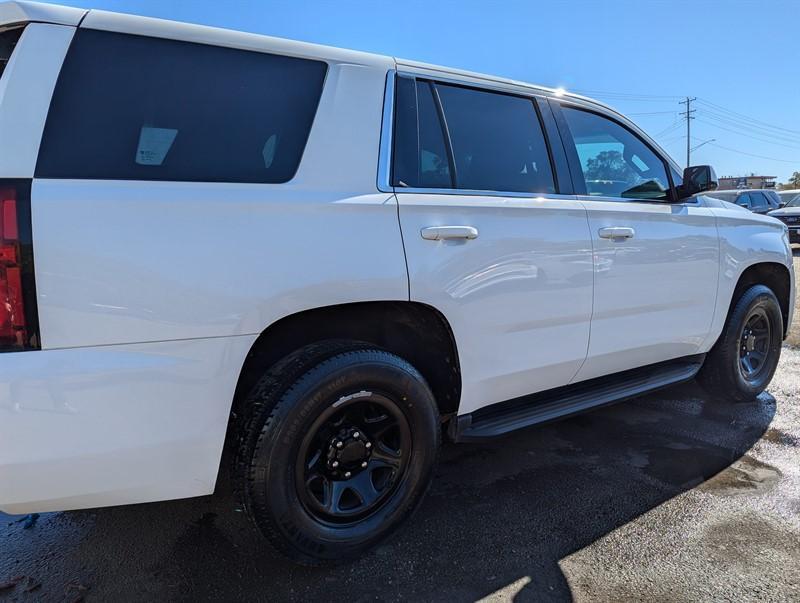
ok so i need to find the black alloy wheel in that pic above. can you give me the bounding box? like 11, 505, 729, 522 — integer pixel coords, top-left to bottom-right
738, 307, 772, 382
297, 393, 412, 524
235, 342, 440, 565
699, 284, 783, 402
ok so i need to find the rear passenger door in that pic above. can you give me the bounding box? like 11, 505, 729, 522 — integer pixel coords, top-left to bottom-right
552, 102, 719, 382
391, 75, 594, 415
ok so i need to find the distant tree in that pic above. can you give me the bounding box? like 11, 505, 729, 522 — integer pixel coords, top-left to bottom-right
584, 150, 637, 182
785, 171, 800, 189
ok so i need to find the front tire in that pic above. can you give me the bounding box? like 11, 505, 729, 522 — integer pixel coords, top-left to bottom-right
235, 342, 439, 565
699, 284, 783, 402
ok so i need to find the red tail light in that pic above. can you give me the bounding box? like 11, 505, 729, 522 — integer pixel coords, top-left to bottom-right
0, 185, 36, 350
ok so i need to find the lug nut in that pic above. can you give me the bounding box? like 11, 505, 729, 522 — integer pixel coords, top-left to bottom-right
361, 461, 368, 468
353, 431, 360, 438
365, 442, 372, 449
336, 441, 343, 448
344, 471, 351, 478
332, 461, 339, 468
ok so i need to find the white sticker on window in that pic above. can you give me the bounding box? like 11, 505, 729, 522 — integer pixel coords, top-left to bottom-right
136, 126, 178, 166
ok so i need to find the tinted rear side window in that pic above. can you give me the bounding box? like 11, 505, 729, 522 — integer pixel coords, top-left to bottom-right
436, 84, 555, 194
392, 78, 555, 194
392, 78, 452, 189
37, 30, 327, 183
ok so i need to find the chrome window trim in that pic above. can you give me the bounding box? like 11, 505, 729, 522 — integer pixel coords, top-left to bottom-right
375, 67, 679, 200
576, 194, 700, 206
395, 187, 577, 201
376, 69, 395, 193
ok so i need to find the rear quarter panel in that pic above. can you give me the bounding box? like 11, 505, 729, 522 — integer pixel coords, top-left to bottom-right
32, 61, 407, 349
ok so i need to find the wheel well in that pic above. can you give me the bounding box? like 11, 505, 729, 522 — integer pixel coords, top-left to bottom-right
731, 262, 792, 336
231, 301, 462, 424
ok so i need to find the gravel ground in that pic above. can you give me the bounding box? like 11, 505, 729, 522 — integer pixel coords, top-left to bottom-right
2, 254, 800, 602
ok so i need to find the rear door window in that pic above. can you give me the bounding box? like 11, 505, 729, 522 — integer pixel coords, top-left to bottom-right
435, 84, 555, 193
392, 78, 555, 194
36, 30, 327, 183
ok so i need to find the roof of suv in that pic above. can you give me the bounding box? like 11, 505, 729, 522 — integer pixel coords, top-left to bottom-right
0, 1, 679, 170
0, 1, 611, 107
0, 0, 85, 26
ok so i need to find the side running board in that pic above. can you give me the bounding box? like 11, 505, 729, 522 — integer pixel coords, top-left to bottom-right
450, 355, 704, 442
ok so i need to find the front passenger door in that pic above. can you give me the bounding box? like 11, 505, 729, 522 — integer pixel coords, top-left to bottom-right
553, 103, 720, 382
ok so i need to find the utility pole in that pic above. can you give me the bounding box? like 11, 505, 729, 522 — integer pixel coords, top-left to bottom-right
679, 96, 696, 167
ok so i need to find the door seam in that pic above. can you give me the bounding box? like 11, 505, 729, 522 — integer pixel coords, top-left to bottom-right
566, 198, 595, 384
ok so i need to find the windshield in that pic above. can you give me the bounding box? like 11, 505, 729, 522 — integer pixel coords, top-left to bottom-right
778, 191, 800, 206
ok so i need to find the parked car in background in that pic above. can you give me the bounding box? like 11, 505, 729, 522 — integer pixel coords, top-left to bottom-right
769, 194, 800, 244
765, 189, 783, 209
0, 1, 795, 566
707, 189, 780, 214
777, 189, 800, 208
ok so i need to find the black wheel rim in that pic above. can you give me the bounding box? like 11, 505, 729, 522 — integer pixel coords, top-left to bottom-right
739, 307, 772, 381
296, 391, 412, 525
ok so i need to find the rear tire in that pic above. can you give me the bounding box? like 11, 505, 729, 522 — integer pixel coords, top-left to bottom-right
698, 284, 783, 402
234, 341, 439, 565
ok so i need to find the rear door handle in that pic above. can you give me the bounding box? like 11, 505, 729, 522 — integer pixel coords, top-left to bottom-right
598, 226, 635, 240
421, 226, 479, 241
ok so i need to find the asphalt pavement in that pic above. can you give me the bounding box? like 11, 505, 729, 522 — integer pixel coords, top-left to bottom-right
3, 259, 800, 602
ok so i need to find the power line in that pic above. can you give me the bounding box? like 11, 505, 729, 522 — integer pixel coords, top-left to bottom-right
695, 98, 800, 136
707, 142, 800, 164
573, 89, 682, 100
653, 120, 683, 137
660, 134, 686, 145
626, 110, 678, 116
696, 110, 800, 143
695, 118, 800, 151
572, 89, 799, 137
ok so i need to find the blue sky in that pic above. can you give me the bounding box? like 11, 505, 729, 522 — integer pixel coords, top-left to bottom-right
50, 0, 800, 182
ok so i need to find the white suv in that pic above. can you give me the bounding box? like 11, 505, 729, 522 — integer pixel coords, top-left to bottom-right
0, 2, 794, 565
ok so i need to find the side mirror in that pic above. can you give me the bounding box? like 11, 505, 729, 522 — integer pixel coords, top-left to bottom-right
678, 165, 718, 199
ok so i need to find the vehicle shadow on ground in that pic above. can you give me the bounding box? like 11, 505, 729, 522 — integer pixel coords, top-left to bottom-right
55, 380, 775, 602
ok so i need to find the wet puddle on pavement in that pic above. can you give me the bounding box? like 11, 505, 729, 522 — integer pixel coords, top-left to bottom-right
699, 455, 783, 496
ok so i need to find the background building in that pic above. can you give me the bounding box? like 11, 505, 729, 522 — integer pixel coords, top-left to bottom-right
718, 175, 776, 190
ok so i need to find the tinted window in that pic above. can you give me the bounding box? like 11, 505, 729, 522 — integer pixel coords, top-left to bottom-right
392, 79, 555, 194
435, 84, 554, 193
750, 192, 768, 209
37, 30, 327, 183
561, 107, 670, 200
392, 79, 451, 188
417, 82, 453, 188
765, 190, 781, 207
737, 193, 752, 208
670, 166, 683, 187
0, 27, 23, 82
